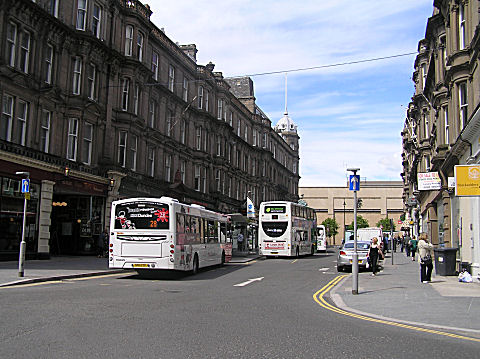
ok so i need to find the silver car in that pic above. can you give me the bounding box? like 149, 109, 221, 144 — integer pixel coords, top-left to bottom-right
337, 241, 371, 272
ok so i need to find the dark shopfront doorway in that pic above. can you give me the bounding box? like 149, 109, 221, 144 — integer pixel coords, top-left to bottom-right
50, 195, 105, 256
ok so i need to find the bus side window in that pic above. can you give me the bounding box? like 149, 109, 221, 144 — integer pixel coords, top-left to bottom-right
193, 217, 200, 243
185, 216, 191, 234
176, 214, 184, 234
200, 219, 206, 244
220, 223, 226, 243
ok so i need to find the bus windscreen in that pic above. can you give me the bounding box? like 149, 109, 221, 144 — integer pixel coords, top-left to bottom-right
114, 202, 170, 230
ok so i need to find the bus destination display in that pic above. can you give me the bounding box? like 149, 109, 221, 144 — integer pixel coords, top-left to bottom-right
264, 206, 286, 214
115, 202, 169, 229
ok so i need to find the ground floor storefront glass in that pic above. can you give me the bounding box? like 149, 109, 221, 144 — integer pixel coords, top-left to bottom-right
50, 195, 105, 255
0, 177, 40, 258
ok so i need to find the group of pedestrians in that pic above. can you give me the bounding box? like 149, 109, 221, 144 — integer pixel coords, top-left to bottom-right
367, 232, 434, 283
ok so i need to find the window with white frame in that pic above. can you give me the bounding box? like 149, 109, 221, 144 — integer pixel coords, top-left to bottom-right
76, 0, 87, 30
2, 95, 14, 141
147, 146, 155, 177
195, 127, 201, 150
198, 86, 203, 109
215, 169, 221, 191
180, 160, 185, 183
118, 131, 127, 167
41, 110, 50, 153
168, 65, 175, 92
92, 3, 101, 38
87, 63, 96, 100
67, 118, 78, 161
194, 165, 200, 191
72, 56, 82, 95
202, 167, 206, 193
180, 119, 186, 144
217, 99, 223, 120
459, 82, 468, 127
216, 136, 221, 156
151, 51, 159, 80
165, 153, 172, 182
122, 78, 129, 111
205, 90, 210, 111
137, 32, 144, 61
244, 125, 248, 142
423, 113, 429, 139
183, 77, 188, 101
228, 177, 231, 197
148, 99, 155, 127
253, 130, 257, 146
459, 3, 466, 50
425, 155, 431, 172
82, 122, 93, 164
202, 129, 207, 151
45, 44, 53, 84
166, 110, 173, 137
133, 84, 139, 115
237, 119, 241, 137
125, 25, 133, 56
421, 63, 427, 90
6, 22, 17, 67
48, 0, 59, 17
16, 101, 27, 146
129, 134, 137, 171
19, 31, 30, 73
444, 105, 449, 144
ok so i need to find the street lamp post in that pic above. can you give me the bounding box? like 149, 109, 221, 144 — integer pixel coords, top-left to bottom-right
16, 171, 30, 277
347, 168, 360, 295
343, 198, 346, 242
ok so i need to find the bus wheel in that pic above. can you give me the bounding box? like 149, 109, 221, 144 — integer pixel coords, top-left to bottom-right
221, 251, 225, 265
192, 254, 199, 275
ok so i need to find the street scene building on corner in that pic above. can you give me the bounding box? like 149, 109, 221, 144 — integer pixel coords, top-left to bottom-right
402, 0, 480, 276
300, 181, 404, 245
0, 0, 300, 260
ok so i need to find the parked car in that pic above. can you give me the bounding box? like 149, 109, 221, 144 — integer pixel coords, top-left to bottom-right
337, 241, 371, 272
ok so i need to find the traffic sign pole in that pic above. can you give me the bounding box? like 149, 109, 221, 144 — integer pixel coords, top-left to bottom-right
348, 168, 360, 295
16, 172, 30, 277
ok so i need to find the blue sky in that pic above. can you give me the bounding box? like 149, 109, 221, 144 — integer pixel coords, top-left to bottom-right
151, 0, 433, 186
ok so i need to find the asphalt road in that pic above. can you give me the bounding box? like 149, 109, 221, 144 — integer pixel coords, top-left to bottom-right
1, 252, 478, 358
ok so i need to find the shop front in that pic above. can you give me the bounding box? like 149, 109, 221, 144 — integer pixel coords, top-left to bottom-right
0, 176, 40, 260
50, 179, 107, 256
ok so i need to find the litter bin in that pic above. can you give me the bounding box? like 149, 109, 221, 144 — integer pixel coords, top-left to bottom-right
434, 247, 457, 276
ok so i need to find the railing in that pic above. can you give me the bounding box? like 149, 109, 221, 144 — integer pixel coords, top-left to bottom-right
119, 0, 152, 19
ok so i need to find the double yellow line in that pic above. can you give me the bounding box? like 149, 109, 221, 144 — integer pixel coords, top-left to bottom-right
313, 275, 480, 343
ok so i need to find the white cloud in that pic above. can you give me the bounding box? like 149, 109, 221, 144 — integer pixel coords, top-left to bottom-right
148, 0, 432, 186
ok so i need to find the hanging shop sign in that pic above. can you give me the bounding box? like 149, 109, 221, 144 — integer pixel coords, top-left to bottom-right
455, 165, 480, 196
417, 172, 442, 190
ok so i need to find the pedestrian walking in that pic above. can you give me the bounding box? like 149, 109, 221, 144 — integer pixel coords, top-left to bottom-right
405, 234, 411, 257
237, 233, 244, 251
410, 235, 418, 261
418, 233, 434, 283
97, 227, 108, 258
368, 237, 383, 276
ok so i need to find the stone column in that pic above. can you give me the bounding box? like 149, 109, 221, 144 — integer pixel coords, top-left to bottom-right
38, 180, 55, 259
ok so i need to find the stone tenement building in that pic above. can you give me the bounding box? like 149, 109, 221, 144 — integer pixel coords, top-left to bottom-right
0, 0, 300, 259
402, 0, 480, 275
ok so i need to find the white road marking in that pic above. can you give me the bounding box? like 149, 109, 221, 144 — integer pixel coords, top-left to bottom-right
234, 277, 264, 287
319, 267, 329, 271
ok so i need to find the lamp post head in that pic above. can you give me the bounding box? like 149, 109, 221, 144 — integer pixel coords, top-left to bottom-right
347, 168, 360, 173
15, 171, 30, 177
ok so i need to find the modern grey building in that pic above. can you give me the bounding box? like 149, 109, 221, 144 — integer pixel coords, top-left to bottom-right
0, 0, 299, 259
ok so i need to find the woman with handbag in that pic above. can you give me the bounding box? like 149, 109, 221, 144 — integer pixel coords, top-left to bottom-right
418, 233, 434, 283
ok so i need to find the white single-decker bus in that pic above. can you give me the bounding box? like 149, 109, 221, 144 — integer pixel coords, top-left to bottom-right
109, 197, 232, 275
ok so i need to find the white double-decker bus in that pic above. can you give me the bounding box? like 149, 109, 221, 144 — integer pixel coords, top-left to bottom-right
109, 197, 232, 275
259, 201, 317, 257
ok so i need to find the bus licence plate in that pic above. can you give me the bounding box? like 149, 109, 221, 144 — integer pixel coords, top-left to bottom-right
133, 264, 149, 268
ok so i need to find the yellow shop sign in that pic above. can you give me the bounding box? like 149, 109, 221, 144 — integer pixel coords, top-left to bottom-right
455, 165, 480, 196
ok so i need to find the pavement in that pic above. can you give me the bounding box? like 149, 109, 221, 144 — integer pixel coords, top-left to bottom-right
0, 253, 261, 287
331, 250, 480, 333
